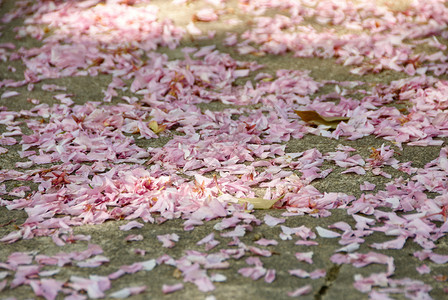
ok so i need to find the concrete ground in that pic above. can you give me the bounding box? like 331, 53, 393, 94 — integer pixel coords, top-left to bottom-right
0, 0, 447, 299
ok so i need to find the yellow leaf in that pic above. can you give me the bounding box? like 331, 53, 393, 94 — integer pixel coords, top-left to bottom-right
294, 110, 350, 129
148, 120, 166, 134
237, 195, 284, 209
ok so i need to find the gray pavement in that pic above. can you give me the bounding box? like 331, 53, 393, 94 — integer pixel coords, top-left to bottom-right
0, 0, 448, 299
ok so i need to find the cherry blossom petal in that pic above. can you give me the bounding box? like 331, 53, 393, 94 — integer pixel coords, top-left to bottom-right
315, 226, 341, 238
287, 284, 312, 297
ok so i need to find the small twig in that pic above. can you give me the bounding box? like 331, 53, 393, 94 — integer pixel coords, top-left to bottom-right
0, 219, 16, 228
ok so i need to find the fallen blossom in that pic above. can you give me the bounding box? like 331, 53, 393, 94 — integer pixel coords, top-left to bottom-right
264, 269, 276, 283
263, 214, 285, 227
315, 226, 341, 238
141, 259, 157, 271
360, 181, 376, 191
416, 264, 431, 275
109, 286, 147, 298
370, 236, 407, 250
255, 238, 278, 246
310, 269, 326, 279
157, 233, 179, 248
289, 269, 309, 278
41, 84, 66, 91
29, 278, 64, 300
125, 234, 144, 242
69, 275, 111, 299
0, 1, 448, 299
248, 246, 272, 257
295, 252, 313, 264
414, 250, 448, 264
331, 252, 395, 276
76, 256, 110, 268
0, 279, 6, 292
238, 266, 266, 280
119, 221, 144, 231
187, 22, 202, 35
1, 91, 19, 99
194, 8, 218, 22
7, 252, 34, 267
287, 284, 312, 297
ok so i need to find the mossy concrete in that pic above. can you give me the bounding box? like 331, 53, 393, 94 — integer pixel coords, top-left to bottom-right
0, 0, 447, 299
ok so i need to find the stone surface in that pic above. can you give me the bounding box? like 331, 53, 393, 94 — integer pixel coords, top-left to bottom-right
0, 0, 447, 299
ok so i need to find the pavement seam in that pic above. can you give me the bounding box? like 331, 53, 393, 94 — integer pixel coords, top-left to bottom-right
314, 264, 341, 300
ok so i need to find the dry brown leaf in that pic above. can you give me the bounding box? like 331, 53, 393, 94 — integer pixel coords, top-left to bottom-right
148, 120, 166, 134
237, 195, 284, 209
294, 110, 350, 129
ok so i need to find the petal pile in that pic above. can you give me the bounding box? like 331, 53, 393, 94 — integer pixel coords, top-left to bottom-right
0, 0, 448, 299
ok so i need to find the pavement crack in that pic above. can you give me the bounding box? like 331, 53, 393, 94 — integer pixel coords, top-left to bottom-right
314, 264, 341, 300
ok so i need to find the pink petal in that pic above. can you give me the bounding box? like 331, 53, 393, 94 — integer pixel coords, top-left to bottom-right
295, 252, 313, 264
29, 279, 64, 300
264, 214, 286, 227
7, 252, 33, 267
264, 269, 276, 283
360, 181, 376, 191
287, 284, 312, 297
341, 166, 366, 175
196, 233, 215, 245
195, 8, 218, 22
248, 246, 272, 257
124, 234, 144, 242
157, 233, 179, 248
119, 221, 144, 231
238, 266, 266, 280
187, 22, 202, 35
255, 238, 278, 246
76, 256, 110, 268
1, 91, 19, 99
289, 269, 309, 278
69, 275, 111, 299
309, 269, 326, 279
416, 264, 431, 275
370, 236, 407, 250
109, 286, 147, 298
315, 226, 341, 238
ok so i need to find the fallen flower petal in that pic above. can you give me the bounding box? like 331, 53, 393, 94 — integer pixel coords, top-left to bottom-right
238, 266, 266, 280
69, 275, 111, 299
109, 286, 147, 298
416, 264, 431, 275
29, 278, 64, 300
360, 181, 376, 191
248, 246, 272, 257
255, 238, 278, 246
287, 284, 312, 297
315, 226, 341, 238
119, 221, 144, 231
1, 91, 19, 99
289, 269, 309, 278
370, 236, 407, 250
194, 8, 218, 22
309, 269, 326, 279
76, 255, 110, 268
295, 252, 313, 264
162, 283, 184, 294
414, 250, 448, 264
264, 214, 286, 227
264, 269, 276, 283
125, 234, 144, 242
157, 233, 179, 248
